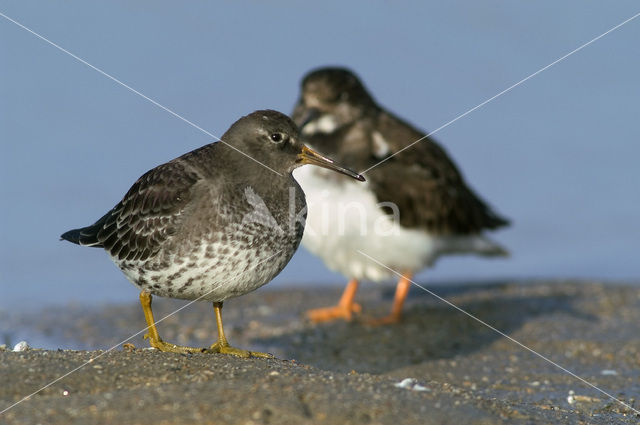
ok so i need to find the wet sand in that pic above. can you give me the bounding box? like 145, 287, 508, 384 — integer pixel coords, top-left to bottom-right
1, 280, 639, 424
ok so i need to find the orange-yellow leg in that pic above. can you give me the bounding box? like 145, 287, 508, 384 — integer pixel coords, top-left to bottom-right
306, 279, 362, 323
367, 273, 412, 326
139, 291, 207, 353
140, 293, 272, 357
209, 302, 272, 358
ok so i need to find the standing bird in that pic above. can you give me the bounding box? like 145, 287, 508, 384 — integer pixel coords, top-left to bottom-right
61, 110, 364, 356
292, 67, 509, 325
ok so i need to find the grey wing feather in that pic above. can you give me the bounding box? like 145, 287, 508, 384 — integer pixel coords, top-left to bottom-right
61, 158, 202, 262
98, 161, 200, 261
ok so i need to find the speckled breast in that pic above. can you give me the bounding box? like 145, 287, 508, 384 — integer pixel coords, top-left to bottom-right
115, 184, 306, 302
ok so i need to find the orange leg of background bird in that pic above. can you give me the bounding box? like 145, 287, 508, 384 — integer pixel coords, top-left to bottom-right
306, 279, 362, 322
367, 273, 412, 326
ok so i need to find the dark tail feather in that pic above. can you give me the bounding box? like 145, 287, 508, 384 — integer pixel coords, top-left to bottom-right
60, 228, 83, 244
60, 210, 113, 247
487, 212, 510, 230
60, 226, 102, 247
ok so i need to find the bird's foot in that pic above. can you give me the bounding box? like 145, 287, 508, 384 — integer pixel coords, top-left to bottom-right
365, 312, 402, 326
306, 302, 362, 323
144, 334, 208, 354
209, 341, 273, 359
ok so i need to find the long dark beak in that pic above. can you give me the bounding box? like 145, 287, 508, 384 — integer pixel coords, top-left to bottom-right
297, 145, 365, 181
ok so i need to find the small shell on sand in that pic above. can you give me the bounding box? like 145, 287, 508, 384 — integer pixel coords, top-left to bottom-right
13, 341, 30, 352
394, 378, 430, 392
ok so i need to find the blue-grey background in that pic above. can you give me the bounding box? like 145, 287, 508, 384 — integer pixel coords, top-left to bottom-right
1, 2, 639, 311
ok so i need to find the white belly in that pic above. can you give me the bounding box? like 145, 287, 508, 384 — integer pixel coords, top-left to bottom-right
293, 166, 504, 282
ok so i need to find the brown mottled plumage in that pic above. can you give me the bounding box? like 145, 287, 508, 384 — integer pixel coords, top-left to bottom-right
294, 67, 509, 234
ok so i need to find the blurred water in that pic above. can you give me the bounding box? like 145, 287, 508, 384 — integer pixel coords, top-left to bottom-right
1, 2, 639, 312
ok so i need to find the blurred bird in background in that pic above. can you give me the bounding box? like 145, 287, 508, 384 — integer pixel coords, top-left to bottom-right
292, 67, 510, 325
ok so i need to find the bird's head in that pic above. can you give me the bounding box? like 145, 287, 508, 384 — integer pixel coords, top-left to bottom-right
292, 67, 376, 136
221, 110, 364, 181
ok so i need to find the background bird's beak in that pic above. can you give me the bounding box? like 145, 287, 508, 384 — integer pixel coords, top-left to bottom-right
296, 107, 321, 129
297, 146, 365, 181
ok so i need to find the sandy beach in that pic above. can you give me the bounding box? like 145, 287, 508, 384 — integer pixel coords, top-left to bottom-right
1, 280, 639, 424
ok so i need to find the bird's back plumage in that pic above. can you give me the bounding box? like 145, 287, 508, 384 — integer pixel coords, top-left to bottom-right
366, 110, 510, 234
62, 145, 207, 260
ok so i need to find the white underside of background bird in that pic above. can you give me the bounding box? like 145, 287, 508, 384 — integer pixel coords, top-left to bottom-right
294, 165, 505, 282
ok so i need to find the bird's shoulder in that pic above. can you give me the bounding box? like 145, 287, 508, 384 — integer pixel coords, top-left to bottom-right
371, 111, 462, 176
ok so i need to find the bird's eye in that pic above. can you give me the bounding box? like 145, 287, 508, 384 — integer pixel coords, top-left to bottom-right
270, 132, 285, 143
